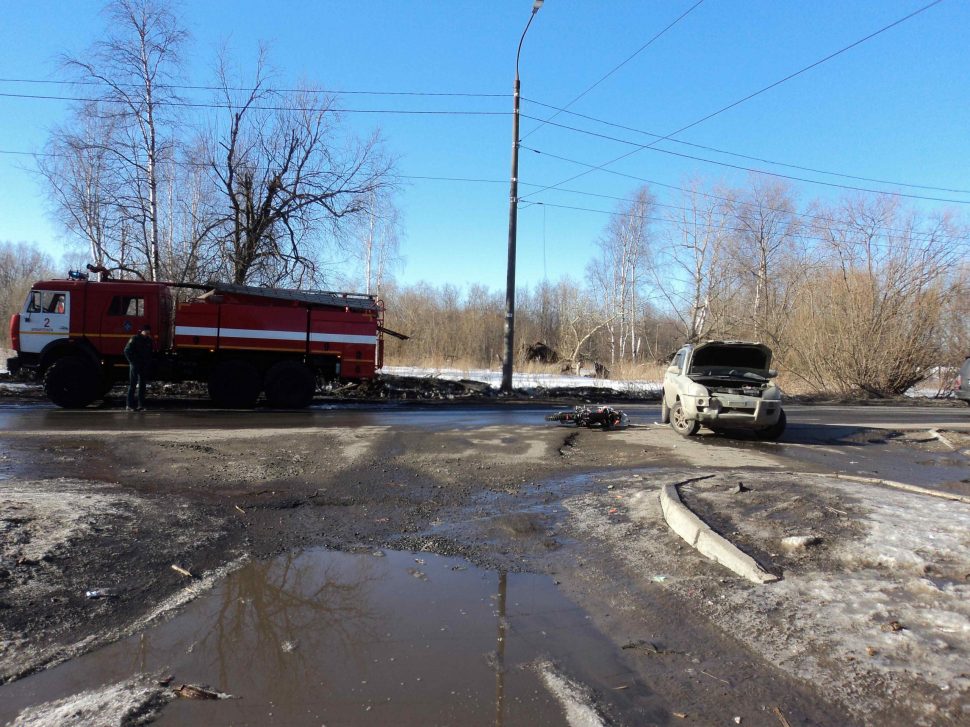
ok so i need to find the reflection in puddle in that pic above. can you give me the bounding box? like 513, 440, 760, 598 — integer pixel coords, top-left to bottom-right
1, 550, 636, 725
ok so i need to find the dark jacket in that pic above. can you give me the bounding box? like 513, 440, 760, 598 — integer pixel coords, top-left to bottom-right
124, 333, 154, 368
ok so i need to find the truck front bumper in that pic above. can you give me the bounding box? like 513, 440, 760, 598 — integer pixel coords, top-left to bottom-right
681, 394, 781, 428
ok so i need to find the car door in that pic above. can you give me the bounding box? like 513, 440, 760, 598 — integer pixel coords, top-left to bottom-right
664, 348, 686, 405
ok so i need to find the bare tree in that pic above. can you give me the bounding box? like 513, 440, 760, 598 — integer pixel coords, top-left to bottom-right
550, 277, 613, 374
62, 0, 187, 281
204, 51, 395, 286
937, 260, 970, 393
782, 196, 962, 396
165, 140, 224, 286
655, 181, 736, 343
588, 186, 655, 364
516, 281, 562, 353
39, 106, 121, 270
730, 178, 803, 342
350, 190, 402, 296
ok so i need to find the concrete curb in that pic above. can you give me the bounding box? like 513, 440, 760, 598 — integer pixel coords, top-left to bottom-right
812, 472, 970, 505
659, 483, 779, 585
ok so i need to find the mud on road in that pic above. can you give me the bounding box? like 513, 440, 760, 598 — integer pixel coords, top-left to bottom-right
1, 409, 969, 726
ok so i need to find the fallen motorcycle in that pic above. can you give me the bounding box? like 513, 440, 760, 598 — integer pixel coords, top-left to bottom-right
545, 404, 629, 430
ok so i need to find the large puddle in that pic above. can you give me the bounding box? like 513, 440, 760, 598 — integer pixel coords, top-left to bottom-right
1, 549, 643, 726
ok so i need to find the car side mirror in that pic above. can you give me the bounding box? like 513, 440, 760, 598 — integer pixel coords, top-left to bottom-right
666, 365, 680, 374
768, 369, 778, 378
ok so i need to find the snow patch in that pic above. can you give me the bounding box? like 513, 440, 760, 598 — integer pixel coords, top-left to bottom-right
10, 673, 171, 726
700, 481, 970, 723
130, 555, 249, 633
382, 365, 661, 394
564, 472, 970, 724
534, 659, 606, 727
839, 485, 970, 575
1, 481, 139, 564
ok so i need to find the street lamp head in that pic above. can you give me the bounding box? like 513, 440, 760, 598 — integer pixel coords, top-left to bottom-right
533, 0, 544, 10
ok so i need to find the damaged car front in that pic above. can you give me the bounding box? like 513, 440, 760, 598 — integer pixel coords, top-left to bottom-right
662, 341, 785, 439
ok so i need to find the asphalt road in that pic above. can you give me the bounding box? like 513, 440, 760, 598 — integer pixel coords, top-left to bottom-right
782, 403, 969, 430
0, 401, 967, 433
4, 400, 965, 492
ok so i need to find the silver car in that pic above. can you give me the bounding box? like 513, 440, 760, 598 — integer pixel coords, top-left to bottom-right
661, 341, 786, 438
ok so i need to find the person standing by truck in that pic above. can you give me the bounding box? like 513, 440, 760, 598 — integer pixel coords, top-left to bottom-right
124, 324, 154, 411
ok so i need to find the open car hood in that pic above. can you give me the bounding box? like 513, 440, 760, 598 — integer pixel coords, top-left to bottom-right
688, 341, 773, 376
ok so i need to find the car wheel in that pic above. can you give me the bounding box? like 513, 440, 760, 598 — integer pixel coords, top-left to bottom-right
756, 410, 787, 440
670, 400, 699, 436
660, 396, 670, 424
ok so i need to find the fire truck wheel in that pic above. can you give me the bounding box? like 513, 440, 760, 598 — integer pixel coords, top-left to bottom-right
264, 361, 315, 409
100, 373, 117, 395
208, 360, 261, 408
44, 355, 101, 408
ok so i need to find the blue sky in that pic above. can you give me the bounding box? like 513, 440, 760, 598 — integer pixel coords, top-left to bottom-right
1, 0, 968, 290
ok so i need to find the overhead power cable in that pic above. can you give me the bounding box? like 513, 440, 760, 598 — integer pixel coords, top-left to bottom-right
517, 145, 970, 241
0, 147, 511, 186
0, 76, 507, 98
519, 114, 970, 205
0, 91, 506, 116
519, 0, 946, 203
522, 97, 970, 195
519, 0, 707, 142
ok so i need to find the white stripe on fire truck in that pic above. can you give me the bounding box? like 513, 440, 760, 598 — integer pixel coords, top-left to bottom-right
174, 326, 376, 345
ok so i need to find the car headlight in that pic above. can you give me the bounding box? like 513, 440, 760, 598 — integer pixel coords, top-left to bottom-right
686, 383, 708, 397
762, 385, 781, 401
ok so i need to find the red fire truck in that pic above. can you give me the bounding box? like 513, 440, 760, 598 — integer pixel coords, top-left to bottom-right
7, 274, 392, 409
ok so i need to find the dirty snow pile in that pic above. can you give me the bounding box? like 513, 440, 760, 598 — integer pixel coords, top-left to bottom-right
1, 480, 139, 570
693, 482, 970, 724
534, 659, 607, 727
11, 674, 171, 727
382, 365, 661, 394
0, 347, 37, 392
563, 470, 970, 725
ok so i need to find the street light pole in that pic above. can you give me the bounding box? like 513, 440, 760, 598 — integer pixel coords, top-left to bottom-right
501, 0, 543, 395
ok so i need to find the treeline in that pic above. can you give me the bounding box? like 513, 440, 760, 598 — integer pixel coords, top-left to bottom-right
384, 180, 969, 397
381, 279, 682, 375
